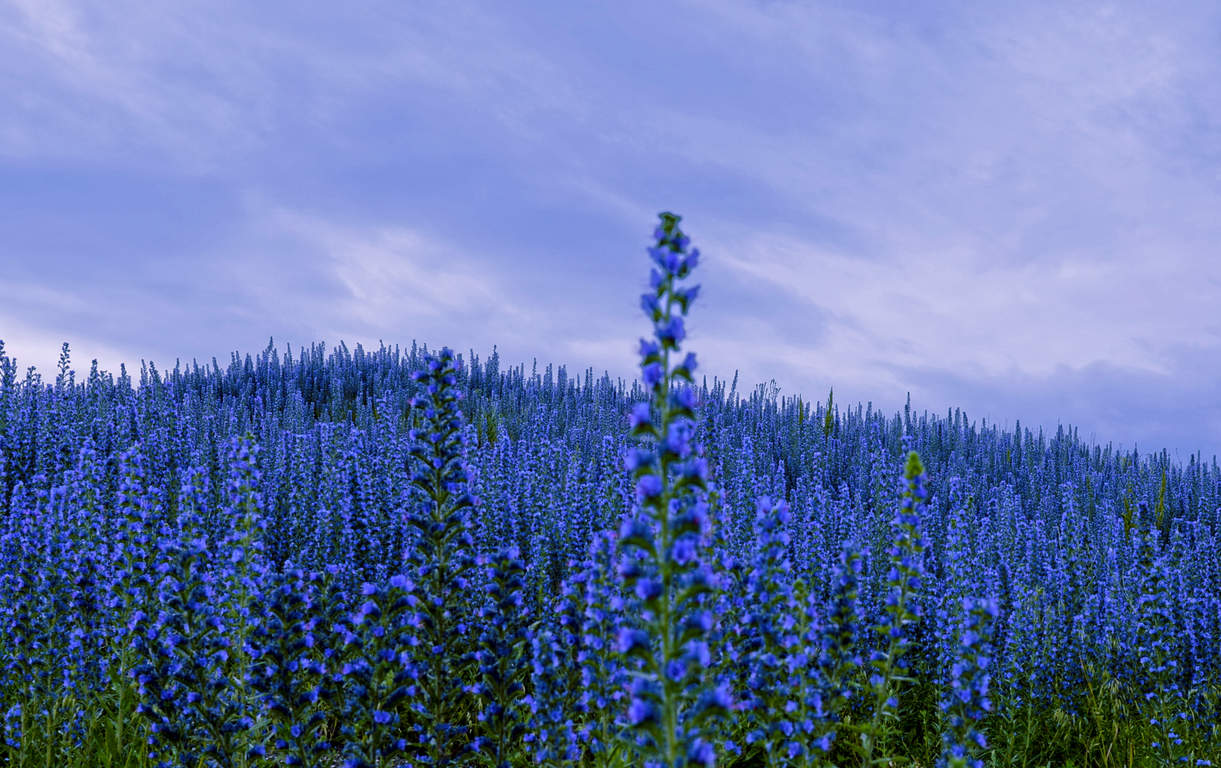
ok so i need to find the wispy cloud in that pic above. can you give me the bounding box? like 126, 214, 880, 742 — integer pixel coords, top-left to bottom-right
719, 231, 1220, 378
249, 205, 547, 344
0, 1, 267, 169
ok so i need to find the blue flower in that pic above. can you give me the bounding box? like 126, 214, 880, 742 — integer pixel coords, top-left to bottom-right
628, 697, 659, 726
635, 475, 663, 503
618, 628, 651, 656
629, 402, 654, 431
655, 317, 686, 348
641, 362, 663, 387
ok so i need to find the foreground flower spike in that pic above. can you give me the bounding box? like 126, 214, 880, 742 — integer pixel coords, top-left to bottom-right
250, 568, 333, 768
617, 211, 723, 767
938, 597, 996, 768
403, 347, 478, 766
862, 450, 929, 764
334, 574, 417, 767
472, 545, 530, 768
733, 495, 802, 760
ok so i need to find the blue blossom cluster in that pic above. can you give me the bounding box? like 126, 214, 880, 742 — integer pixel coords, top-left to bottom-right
616, 211, 723, 768
471, 546, 528, 768
938, 597, 997, 768
0, 216, 1219, 765
400, 346, 480, 766
249, 568, 333, 768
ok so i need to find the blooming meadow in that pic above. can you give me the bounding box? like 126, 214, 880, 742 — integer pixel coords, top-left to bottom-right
1, 213, 1219, 767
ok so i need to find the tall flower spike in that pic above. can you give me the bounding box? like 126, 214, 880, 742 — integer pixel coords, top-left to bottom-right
938, 596, 997, 768
862, 450, 929, 765
473, 546, 530, 768
617, 212, 723, 767
402, 347, 478, 766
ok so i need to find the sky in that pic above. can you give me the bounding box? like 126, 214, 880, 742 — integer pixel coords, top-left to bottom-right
1, 0, 1219, 461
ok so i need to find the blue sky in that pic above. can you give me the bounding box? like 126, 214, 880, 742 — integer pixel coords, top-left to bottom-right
2, 0, 1219, 460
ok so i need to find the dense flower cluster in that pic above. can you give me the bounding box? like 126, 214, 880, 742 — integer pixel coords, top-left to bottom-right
0, 216, 1218, 766
938, 597, 997, 768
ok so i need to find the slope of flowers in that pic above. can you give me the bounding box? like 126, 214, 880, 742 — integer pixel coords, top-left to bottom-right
0, 213, 1218, 766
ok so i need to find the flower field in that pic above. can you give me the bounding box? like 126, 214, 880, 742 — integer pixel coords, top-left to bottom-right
0, 213, 1218, 767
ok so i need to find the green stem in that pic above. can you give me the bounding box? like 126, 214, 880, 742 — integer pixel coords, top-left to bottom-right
657, 286, 678, 767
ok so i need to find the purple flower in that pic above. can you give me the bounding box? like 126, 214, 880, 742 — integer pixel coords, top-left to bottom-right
696, 684, 733, 714
687, 639, 711, 667
635, 474, 663, 503
655, 316, 686, 347
636, 578, 662, 602
619, 517, 653, 546
685, 612, 714, 635
629, 402, 653, 430
641, 362, 663, 387
684, 247, 700, 271
641, 292, 661, 318
665, 658, 687, 681
673, 385, 698, 411
670, 537, 697, 566
623, 447, 656, 473
662, 422, 692, 458
388, 574, 410, 590
618, 628, 650, 655
628, 697, 659, 726
677, 457, 709, 484
618, 557, 644, 581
